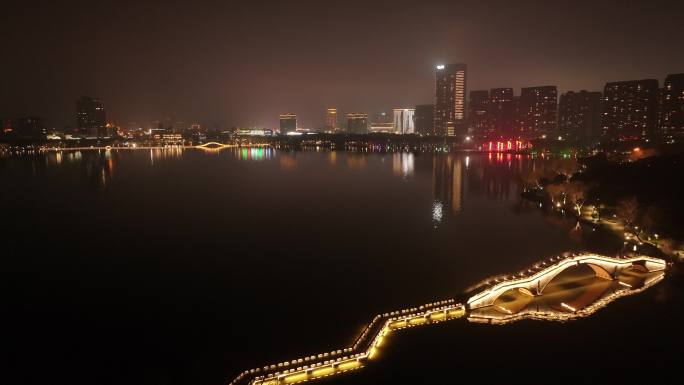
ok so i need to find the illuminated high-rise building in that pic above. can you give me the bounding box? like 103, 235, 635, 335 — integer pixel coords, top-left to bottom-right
519, 86, 558, 138
325, 108, 338, 131
558, 90, 602, 142
487, 88, 515, 137
279, 113, 297, 134
414, 104, 434, 135
435, 63, 467, 136
393, 108, 415, 134
76, 96, 106, 138
346, 113, 368, 134
658, 73, 684, 139
469, 90, 489, 138
602, 79, 659, 140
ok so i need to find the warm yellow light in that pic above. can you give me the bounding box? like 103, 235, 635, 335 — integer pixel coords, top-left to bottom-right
337, 361, 361, 371
283, 372, 307, 384
430, 312, 446, 320
311, 367, 334, 377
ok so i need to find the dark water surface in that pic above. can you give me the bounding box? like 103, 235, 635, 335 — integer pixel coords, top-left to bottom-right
2, 149, 681, 385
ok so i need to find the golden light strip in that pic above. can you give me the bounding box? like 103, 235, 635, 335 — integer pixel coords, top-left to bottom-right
228, 302, 465, 385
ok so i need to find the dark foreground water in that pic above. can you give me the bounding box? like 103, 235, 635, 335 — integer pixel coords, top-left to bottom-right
2, 148, 682, 385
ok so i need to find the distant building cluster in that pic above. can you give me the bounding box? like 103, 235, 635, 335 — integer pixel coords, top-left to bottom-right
3, 66, 684, 145
463, 70, 684, 143
276, 66, 683, 144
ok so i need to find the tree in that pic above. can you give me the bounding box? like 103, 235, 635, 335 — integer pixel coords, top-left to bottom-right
566, 181, 588, 217
545, 183, 566, 205
616, 197, 639, 227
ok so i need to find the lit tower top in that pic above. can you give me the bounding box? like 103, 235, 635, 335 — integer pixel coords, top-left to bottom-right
434, 63, 467, 136
326, 108, 338, 130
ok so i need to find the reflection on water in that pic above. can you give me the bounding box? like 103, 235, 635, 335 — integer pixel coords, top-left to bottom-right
431, 201, 443, 223
2, 149, 674, 385
149, 147, 184, 164
433, 155, 463, 221
11, 149, 577, 188
279, 153, 297, 171
392, 153, 414, 178
3, 150, 579, 219
37, 149, 119, 187
193, 146, 276, 161
236, 147, 275, 161
346, 155, 367, 170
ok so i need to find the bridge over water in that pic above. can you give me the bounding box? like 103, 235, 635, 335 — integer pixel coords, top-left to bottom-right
227, 253, 667, 385
466, 254, 666, 311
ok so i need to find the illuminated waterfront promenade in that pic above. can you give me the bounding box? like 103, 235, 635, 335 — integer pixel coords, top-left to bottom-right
228, 300, 465, 385
228, 253, 667, 385
30, 142, 264, 152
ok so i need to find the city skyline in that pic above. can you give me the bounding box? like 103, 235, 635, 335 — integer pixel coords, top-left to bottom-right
5, 3, 684, 385
5, 67, 682, 135
3, 1, 684, 128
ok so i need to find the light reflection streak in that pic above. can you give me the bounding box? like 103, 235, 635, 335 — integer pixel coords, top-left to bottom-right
392, 153, 414, 178
235, 147, 275, 161
432, 201, 443, 223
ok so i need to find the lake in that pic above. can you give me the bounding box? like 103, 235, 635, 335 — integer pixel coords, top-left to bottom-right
2, 148, 681, 385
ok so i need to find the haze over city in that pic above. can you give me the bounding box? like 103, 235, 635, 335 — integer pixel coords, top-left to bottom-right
3, 0, 684, 128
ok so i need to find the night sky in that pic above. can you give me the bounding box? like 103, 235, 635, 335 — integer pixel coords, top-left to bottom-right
3, 0, 684, 129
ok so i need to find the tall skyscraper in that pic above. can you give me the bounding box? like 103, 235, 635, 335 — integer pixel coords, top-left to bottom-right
414, 104, 434, 135
558, 90, 603, 142
601, 79, 659, 140
393, 108, 415, 134
435, 63, 467, 136
346, 113, 368, 134
487, 88, 515, 137
519, 86, 558, 138
76, 96, 106, 138
325, 108, 338, 131
279, 113, 297, 134
658, 73, 684, 139
469, 90, 489, 138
